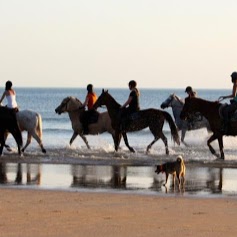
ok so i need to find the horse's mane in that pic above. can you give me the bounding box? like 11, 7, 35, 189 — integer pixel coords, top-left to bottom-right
106, 92, 122, 107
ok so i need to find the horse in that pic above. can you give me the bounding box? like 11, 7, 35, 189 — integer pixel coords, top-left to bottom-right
55, 96, 116, 149
0, 107, 23, 155
180, 96, 237, 160
160, 93, 211, 145
4, 110, 46, 153
93, 90, 180, 154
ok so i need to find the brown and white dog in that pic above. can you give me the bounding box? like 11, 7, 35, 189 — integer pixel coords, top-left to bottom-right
155, 155, 186, 187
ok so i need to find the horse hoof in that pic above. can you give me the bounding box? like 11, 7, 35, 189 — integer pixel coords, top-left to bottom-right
130, 148, 135, 153
42, 149, 46, 154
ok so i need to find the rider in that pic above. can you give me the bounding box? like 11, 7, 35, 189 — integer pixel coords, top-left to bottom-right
80, 84, 98, 135
185, 86, 198, 129
0, 81, 19, 112
218, 72, 237, 133
120, 80, 140, 130
185, 86, 197, 98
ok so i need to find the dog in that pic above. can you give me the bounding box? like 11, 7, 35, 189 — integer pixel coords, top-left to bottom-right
155, 155, 186, 187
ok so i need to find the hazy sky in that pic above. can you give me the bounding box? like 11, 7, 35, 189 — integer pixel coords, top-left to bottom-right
0, 0, 236, 89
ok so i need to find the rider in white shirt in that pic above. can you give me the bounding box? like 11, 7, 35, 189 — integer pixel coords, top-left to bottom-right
0, 81, 18, 111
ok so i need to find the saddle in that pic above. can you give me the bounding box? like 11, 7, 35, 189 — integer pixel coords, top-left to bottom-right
187, 112, 203, 130
219, 103, 237, 121
80, 110, 99, 125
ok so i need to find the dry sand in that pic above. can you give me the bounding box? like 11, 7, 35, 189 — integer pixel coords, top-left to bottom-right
0, 188, 237, 237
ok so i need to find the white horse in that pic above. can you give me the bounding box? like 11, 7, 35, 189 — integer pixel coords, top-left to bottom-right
6, 110, 46, 153
55, 96, 116, 149
160, 93, 211, 145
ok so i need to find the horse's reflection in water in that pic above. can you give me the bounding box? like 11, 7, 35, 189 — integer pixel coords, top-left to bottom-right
0, 163, 41, 185
71, 165, 127, 189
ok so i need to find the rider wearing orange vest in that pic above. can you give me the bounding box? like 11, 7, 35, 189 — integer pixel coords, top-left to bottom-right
80, 84, 98, 135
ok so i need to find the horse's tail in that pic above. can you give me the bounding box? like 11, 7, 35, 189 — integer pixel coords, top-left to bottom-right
36, 113, 43, 140
162, 111, 180, 145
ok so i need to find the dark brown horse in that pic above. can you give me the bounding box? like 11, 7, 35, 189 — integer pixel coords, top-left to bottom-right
0, 107, 23, 156
93, 90, 180, 154
180, 97, 237, 160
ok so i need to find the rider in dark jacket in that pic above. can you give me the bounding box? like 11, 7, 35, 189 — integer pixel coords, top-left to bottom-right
120, 80, 140, 130
218, 72, 237, 133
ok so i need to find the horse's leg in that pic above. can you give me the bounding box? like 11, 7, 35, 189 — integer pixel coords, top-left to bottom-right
217, 136, 225, 160
78, 134, 91, 149
146, 138, 158, 154
181, 128, 188, 146
69, 131, 78, 146
0, 133, 5, 156
122, 132, 135, 153
114, 131, 121, 152
30, 131, 46, 153
3, 132, 12, 151
21, 133, 31, 153
147, 131, 169, 155
207, 134, 219, 158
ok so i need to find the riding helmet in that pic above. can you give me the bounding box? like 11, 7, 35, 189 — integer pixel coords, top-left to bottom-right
185, 86, 193, 93
87, 84, 93, 92
231, 72, 237, 82
128, 80, 137, 88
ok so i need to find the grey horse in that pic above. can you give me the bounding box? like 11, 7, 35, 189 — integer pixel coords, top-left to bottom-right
160, 93, 211, 145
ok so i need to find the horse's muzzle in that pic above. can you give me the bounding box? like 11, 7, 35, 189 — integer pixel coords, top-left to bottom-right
160, 103, 166, 109
55, 108, 61, 115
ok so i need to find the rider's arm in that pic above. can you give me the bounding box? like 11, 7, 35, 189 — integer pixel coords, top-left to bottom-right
122, 96, 132, 108
80, 95, 89, 108
219, 82, 237, 101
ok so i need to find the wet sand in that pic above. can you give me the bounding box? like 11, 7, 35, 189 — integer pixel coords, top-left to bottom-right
1, 188, 237, 237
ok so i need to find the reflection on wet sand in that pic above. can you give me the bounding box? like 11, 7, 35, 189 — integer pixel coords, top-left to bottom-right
0, 163, 236, 197
71, 165, 127, 189
0, 163, 41, 185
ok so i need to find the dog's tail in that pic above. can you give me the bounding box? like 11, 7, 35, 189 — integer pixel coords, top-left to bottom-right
177, 155, 186, 176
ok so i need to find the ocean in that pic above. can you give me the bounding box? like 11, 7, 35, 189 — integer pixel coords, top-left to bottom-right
1, 87, 237, 196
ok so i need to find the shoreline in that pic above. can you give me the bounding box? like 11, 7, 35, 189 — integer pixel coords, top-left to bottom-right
1, 188, 237, 237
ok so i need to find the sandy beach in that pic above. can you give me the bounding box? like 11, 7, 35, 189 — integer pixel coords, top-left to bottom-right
0, 188, 237, 237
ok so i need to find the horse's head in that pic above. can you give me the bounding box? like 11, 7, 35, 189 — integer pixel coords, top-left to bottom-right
161, 93, 184, 110
55, 97, 83, 114
93, 89, 109, 109
160, 94, 175, 109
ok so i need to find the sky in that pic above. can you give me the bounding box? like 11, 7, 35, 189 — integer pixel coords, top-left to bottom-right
0, 0, 236, 89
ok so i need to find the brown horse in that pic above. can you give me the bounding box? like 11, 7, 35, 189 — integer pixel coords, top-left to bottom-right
93, 90, 180, 154
0, 107, 23, 156
180, 97, 237, 160
55, 96, 115, 149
